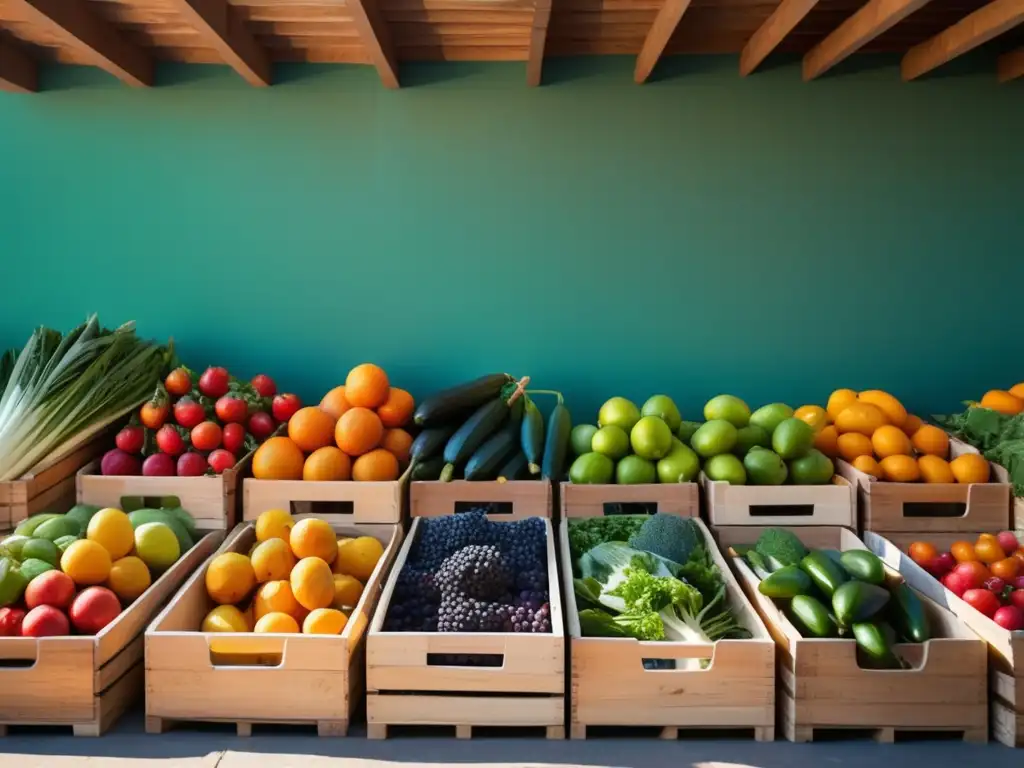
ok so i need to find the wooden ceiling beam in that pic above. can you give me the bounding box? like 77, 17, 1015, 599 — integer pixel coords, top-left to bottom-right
347, 0, 400, 88
740, 0, 819, 76
803, 0, 933, 80
526, 0, 552, 86
9, 0, 153, 86
0, 40, 37, 93
168, 0, 271, 86
635, 0, 693, 83
902, 0, 1024, 80
998, 47, 1024, 81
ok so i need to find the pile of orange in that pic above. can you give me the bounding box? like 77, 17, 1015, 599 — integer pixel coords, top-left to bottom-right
803, 389, 990, 484
251, 363, 414, 482
967, 383, 1024, 416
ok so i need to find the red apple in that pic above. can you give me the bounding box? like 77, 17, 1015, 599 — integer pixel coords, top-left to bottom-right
998, 531, 1021, 556
24, 571, 76, 611
994, 605, 1024, 631
21, 605, 70, 637
69, 587, 121, 635
0, 607, 26, 636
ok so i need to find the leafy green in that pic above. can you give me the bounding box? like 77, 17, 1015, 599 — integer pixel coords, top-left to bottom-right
579, 608, 665, 640
628, 514, 701, 565
0, 350, 16, 394
937, 406, 1024, 495
754, 528, 809, 567
568, 515, 647, 565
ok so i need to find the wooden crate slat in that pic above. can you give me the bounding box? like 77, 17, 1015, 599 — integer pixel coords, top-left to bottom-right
410, 480, 551, 520
243, 473, 405, 526
703, 473, 855, 528
560, 481, 698, 519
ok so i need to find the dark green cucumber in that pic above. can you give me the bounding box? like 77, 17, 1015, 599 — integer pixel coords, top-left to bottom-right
440, 398, 509, 481
414, 374, 512, 427
497, 451, 529, 481
832, 581, 890, 626
789, 595, 835, 638
839, 550, 885, 585
889, 582, 930, 643
465, 427, 519, 481
411, 457, 446, 481
521, 398, 545, 475
800, 551, 849, 597
541, 402, 572, 481
758, 565, 812, 598
409, 425, 458, 463
852, 621, 902, 668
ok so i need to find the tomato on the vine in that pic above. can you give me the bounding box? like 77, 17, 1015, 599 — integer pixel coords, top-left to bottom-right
165, 368, 192, 397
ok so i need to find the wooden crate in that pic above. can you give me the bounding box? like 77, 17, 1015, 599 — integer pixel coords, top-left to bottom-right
145, 519, 402, 736
702, 473, 855, 529
560, 481, 698, 519
723, 525, 989, 743
839, 438, 1011, 535
0, 434, 110, 532
990, 463, 1024, 533
411, 480, 551, 521
0, 529, 221, 736
562, 513, 775, 740
865, 531, 1024, 747
365, 515, 565, 738
243, 472, 406, 526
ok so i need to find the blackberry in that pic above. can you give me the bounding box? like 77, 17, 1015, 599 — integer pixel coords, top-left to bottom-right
516, 568, 547, 592
493, 517, 547, 572
435, 545, 512, 600
412, 509, 491, 567
437, 594, 510, 632
505, 602, 551, 633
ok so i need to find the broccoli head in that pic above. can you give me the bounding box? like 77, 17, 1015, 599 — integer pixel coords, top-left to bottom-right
628, 514, 701, 565
754, 527, 808, 567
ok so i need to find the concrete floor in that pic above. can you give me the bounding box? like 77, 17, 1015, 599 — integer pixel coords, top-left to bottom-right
0, 711, 1013, 768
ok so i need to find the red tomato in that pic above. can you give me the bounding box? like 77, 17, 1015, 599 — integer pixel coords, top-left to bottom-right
164, 368, 192, 397
215, 395, 249, 425
0, 607, 26, 636
272, 393, 302, 423
173, 398, 206, 429
943, 571, 970, 597
115, 425, 144, 454
191, 421, 222, 452
222, 423, 246, 455
953, 561, 990, 590
963, 588, 1001, 618
207, 449, 236, 475
994, 606, 1024, 631
251, 374, 276, 398
198, 367, 230, 399
1010, 590, 1024, 611
248, 411, 276, 441
140, 401, 169, 430
155, 424, 187, 457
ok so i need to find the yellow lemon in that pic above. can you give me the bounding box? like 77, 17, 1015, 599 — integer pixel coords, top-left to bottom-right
61, 539, 112, 586
332, 536, 383, 581
290, 518, 338, 563
254, 612, 299, 633
290, 557, 335, 611
252, 580, 301, 621
303, 608, 348, 635
106, 556, 151, 602
205, 553, 256, 605
86, 508, 135, 560
332, 574, 363, 609
255, 509, 295, 543
251, 538, 296, 583
202, 605, 250, 633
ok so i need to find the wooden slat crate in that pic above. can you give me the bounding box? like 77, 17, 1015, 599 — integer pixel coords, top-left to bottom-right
410, 480, 551, 521
723, 525, 989, 743
839, 438, 1010, 535
990, 463, 1024, 532
562, 512, 775, 740
145, 519, 402, 737
243, 472, 407, 526
560, 481, 698, 519
0, 529, 221, 736
365, 513, 565, 738
702, 473, 855, 528
865, 531, 1024, 747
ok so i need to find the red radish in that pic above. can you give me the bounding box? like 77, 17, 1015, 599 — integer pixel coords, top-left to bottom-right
177, 452, 208, 477
272, 393, 302, 423
985, 576, 1007, 594
943, 571, 970, 597
1012, 576, 1024, 590
199, 367, 230, 399
115, 425, 145, 454
191, 421, 222, 452
994, 605, 1024, 631
143, 453, 176, 477
156, 425, 187, 457
963, 588, 1001, 618
21, 605, 69, 637
935, 552, 956, 574
25, 571, 75, 610
223, 423, 246, 454
251, 374, 276, 398
998, 531, 1021, 556
164, 368, 192, 397
215, 395, 248, 424
0, 607, 26, 636
248, 411, 276, 440
101, 448, 141, 476
173, 397, 206, 429
208, 449, 236, 474
1010, 590, 1024, 611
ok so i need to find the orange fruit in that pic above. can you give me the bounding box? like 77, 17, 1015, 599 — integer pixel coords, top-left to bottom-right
252, 437, 305, 480
303, 608, 348, 635
917, 455, 955, 484
61, 540, 113, 586
380, 428, 413, 464
205, 553, 256, 605
857, 390, 907, 429
250, 538, 296, 582
851, 455, 882, 479
352, 448, 400, 482
794, 405, 829, 432
333, 536, 384, 582
950, 453, 990, 484
908, 541, 938, 564
377, 388, 415, 428
107, 556, 151, 602
288, 407, 337, 453
1014, 548, 1024, 566
813, 424, 839, 459
290, 518, 338, 563
902, 414, 923, 437
980, 390, 1024, 415
202, 605, 250, 633
252, 580, 301, 621
837, 432, 873, 462
879, 454, 920, 483
871, 425, 912, 459
974, 538, 1004, 565
835, 402, 888, 436
332, 573, 364, 608
911, 424, 949, 458
319, 386, 351, 420
255, 509, 294, 543
335, 407, 384, 456
991, 557, 1020, 580
826, 389, 859, 421
254, 612, 300, 634
290, 557, 336, 611
303, 446, 352, 481
950, 541, 978, 563
1010, 383, 1024, 400
345, 363, 390, 409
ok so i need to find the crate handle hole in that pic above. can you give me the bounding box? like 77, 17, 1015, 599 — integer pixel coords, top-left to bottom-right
0, 658, 35, 669
426, 653, 504, 668
454, 502, 513, 515
293, 500, 354, 518
639, 658, 707, 671
748, 504, 814, 517
901, 502, 968, 519
603, 502, 657, 516
209, 650, 284, 668
119, 495, 182, 513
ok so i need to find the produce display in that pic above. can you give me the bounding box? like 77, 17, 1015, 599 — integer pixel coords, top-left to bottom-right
251, 363, 412, 482
0, 504, 196, 637
937, 399, 1024, 493
734, 528, 930, 668
408, 373, 570, 482
200, 509, 383, 635
904, 531, 1024, 630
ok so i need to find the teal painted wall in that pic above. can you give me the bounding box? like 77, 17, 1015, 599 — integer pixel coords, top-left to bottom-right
1, 56, 1022, 423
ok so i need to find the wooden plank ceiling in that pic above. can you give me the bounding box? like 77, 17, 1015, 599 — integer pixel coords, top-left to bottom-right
0, 0, 1021, 92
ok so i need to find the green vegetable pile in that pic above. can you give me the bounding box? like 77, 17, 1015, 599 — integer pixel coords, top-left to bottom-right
936, 406, 1024, 495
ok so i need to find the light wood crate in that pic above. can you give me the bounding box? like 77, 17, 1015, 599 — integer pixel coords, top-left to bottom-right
243, 471, 407, 526
990, 463, 1024, 533
560, 481, 698, 520
702, 473, 855, 528
865, 531, 1024, 747
145, 519, 402, 736
365, 515, 565, 738
838, 438, 1010, 535
723, 525, 989, 743
411, 480, 551, 521
0, 529, 221, 736
562, 514, 775, 739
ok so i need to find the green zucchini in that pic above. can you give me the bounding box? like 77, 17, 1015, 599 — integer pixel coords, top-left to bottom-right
521, 398, 545, 475
852, 621, 902, 668
465, 427, 519, 481
411, 457, 446, 481
508, 394, 526, 430
832, 581, 890, 626
414, 374, 512, 427
789, 595, 835, 638
800, 551, 849, 597
498, 452, 529, 481
839, 550, 885, 585
541, 402, 572, 481
410, 425, 458, 463
758, 565, 812, 598
440, 398, 510, 481
889, 582, 930, 643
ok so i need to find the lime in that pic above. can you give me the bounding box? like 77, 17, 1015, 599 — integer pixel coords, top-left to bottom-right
571, 425, 599, 457
592, 425, 630, 460
789, 449, 835, 485
657, 443, 701, 483
616, 455, 656, 485
630, 416, 673, 460
704, 454, 747, 485
733, 424, 770, 457
641, 395, 682, 433
749, 403, 794, 435
690, 420, 738, 458
703, 395, 751, 428
568, 453, 615, 484
598, 397, 641, 432
772, 418, 815, 460
134, 523, 181, 571
744, 448, 788, 486
677, 420, 702, 444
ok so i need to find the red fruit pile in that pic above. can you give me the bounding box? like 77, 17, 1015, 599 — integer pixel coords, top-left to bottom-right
0, 575, 122, 638
101, 367, 302, 478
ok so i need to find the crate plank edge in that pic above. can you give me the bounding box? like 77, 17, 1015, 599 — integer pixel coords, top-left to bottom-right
702, 472, 855, 529
145, 519, 402, 736
243, 472, 407, 526
365, 515, 565, 739
411, 479, 551, 521
560, 481, 698, 519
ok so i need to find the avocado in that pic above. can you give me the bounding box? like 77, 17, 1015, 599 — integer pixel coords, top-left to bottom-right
749, 403, 794, 435
13, 513, 62, 537
21, 538, 60, 567
128, 509, 194, 552
800, 550, 849, 597
53, 535, 79, 555
771, 418, 815, 460
789, 595, 835, 638
64, 504, 102, 534
157, 507, 198, 540
832, 580, 890, 626
33, 516, 80, 542
758, 565, 812, 599
734, 425, 771, 457
839, 550, 885, 585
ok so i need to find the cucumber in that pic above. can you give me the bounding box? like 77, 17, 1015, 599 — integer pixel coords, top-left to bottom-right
852, 621, 902, 668
800, 551, 849, 597
414, 374, 512, 427
14, 513, 62, 537
832, 580, 890, 626
411, 457, 446, 481
440, 398, 510, 481
497, 452, 529, 481
839, 550, 885, 585
541, 402, 572, 481
889, 582, 930, 643
758, 565, 812, 598
521, 398, 545, 475
745, 551, 773, 581
465, 427, 519, 481
789, 595, 835, 637
410, 425, 458, 464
